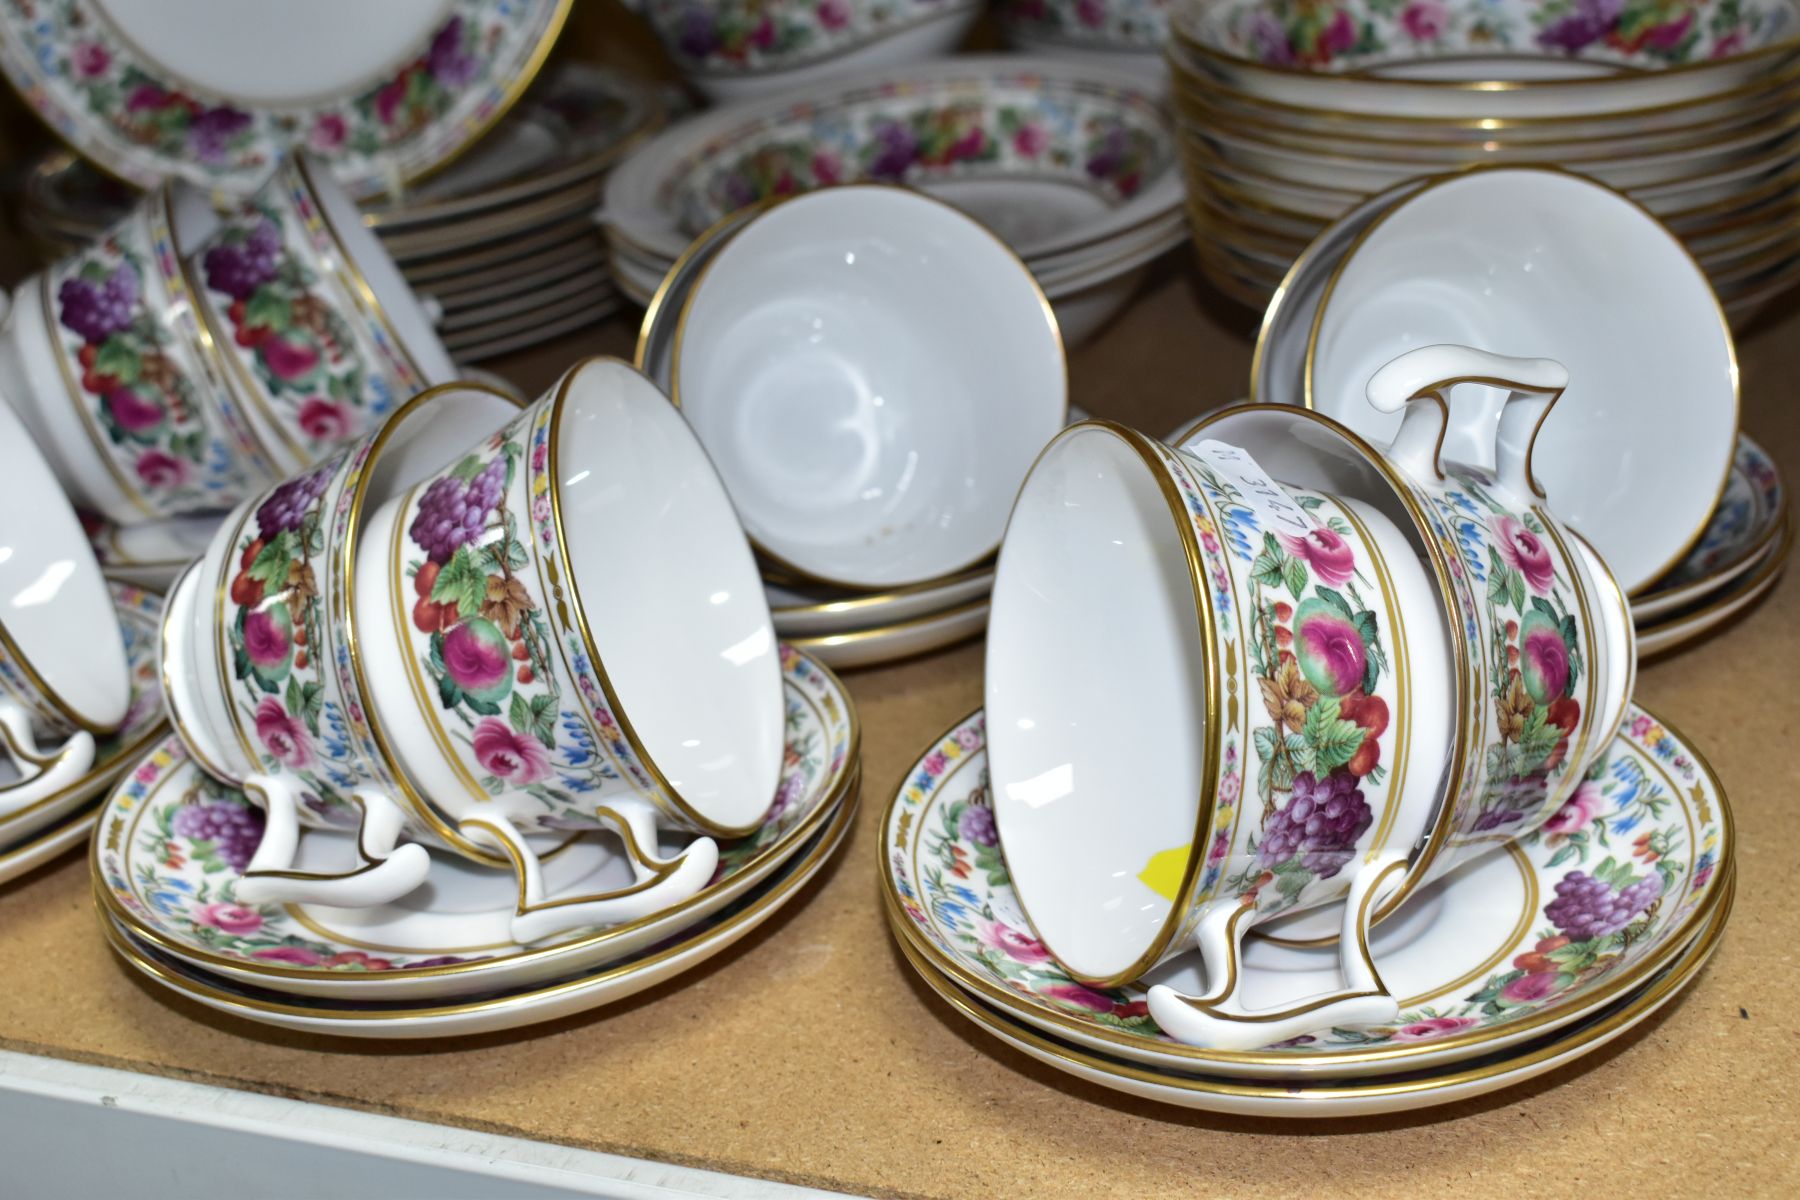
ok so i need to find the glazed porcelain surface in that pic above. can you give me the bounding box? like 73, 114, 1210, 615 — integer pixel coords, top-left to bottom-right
767, 569, 995, 637
88, 513, 223, 590
785, 599, 990, 670
1640, 435, 1784, 611
98, 782, 858, 1037
641, 0, 980, 77
985, 419, 1451, 1016
1304, 169, 1738, 593
96, 643, 855, 998
602, 55, 1181, 266
885, 699, 1730, 1075
1637, 515, 1791, 655
672, 187, 1067, 590
0, 582, 165, 846
0, 0, 572, 196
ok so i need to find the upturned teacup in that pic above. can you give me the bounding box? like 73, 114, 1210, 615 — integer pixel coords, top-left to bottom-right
987, 416, 1455, 1049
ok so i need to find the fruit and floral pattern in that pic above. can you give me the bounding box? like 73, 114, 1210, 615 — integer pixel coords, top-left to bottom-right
199, 199, 392, 464
1169, 448, 1400, 920
1001, 0, 1173, 49
884, 702, 1724, 1051
47, 206, 245, 515
1661, 436, 1781, 587
1197, 0, 1789, 71
646, 0, 969, 74
0, 1, 567, 196
97, 652, 851, 973
665, 77, 1171, 240
1413, 470, 1594, 849
220, 451, 362, 824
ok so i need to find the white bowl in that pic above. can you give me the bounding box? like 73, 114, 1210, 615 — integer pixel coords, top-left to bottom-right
672, 186, 1066, 590
1304, 167, 1738, 593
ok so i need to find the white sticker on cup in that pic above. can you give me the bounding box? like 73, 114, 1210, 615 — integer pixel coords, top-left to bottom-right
1186, 439, 1319, 541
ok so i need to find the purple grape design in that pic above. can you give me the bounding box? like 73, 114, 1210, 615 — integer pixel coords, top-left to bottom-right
254, 465, 333, 537
1256, 769, 1373, 879
171, 800, 267, 873
57, 263, 139, 343
202, 217, 282, 301
410, 454, 509, 563
1545, 869, 1663, 943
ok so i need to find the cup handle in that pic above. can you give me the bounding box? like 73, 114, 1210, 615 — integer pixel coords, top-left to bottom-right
0, 700, 96, 814
231, 776, 432, 908
462, 798, 720, 945
1147, 854, 1409, 1050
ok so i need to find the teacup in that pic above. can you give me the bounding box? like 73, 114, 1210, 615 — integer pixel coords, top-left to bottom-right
182, 153, 455, 478
0, 388, 132, 810
0, 184, 274, 524
671, 185, 1067, 590
986, 417, 1455, 1048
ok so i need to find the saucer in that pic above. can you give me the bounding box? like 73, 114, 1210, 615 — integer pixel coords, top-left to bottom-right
882, 701, 1732, 1078
0, 802, 103, 886
768, 568, 996, 638
1638, 514, 1792, 659
1633, 435, 1787, 622
98, 646, 858, 999
99, 782, 857, 1038
786, 600, 989, 671
87, 516, 221, 591
0, 582, 168, 849
892, 876, 1730, 1117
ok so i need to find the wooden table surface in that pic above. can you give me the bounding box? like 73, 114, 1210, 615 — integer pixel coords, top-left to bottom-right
1, 257, 1794, 1198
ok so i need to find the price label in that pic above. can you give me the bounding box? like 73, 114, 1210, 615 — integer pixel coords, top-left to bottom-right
1186, 438, 1318, 541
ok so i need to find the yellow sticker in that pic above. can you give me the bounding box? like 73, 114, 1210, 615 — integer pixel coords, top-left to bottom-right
1138, 845, 1192, 902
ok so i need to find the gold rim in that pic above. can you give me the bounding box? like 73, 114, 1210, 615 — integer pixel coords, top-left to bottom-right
95, 780, 860, 1022
668, 183, 1069, 594
1299, 163, 1739, 594
632, 199, 778, 372
1636, 439, 1786, 605
93, 659, 859, 985
0, 807, 97, 874
767, 563, 994, 619
1170, 9, 1800, 93
1565, 527, 1637, 757
783, 596, 989, 654
1173, 67, 1800, 154
1166, 404, 1470, 927
881, 698, 1732, 1068
340, 380, 527, 865
378, 175, 614, 259
889, 865, 1733, 1098
989, 420, 1223, 990
0, 585, 168, 830
1638, 509, 1793, 641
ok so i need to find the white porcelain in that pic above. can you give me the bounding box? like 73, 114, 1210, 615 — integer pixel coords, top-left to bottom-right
672, 186, 1067, 590
99, 786, 856, 1038
986, 417, 1454, 1048
0, 391, 132, 814
1304, 168, 1739, 593
0, 805, 98, 886
786, 598, 990, 670
602, 55, 1182, 269
441, 294, 624, 364
1638, 517, 1791, 656
88, 514, 223, 591
767, 569, 995, 637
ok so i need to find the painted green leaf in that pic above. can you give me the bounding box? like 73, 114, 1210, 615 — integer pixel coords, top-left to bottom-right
431, 544, 489, 619
246, 530, 298, 590
244, 288, 291, 332
1283, 556, 1309, 598
1315, 586, 1356, 621
92, 337, 140, 383
1509, 571, 1526, 612
1303, 697, 1364, 774
448, 454, 486, 483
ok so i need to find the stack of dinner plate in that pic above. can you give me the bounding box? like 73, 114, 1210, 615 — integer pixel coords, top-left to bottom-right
1169, 0, 1800, 323
600, 54, 1188, 348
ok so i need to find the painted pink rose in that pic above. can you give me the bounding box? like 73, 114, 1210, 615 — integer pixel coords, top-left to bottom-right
1490, 515, 1557, 594
1076, 0, 1106, 27
193, 901, 263, 935
1501, 971, 1561, 1004
531, 494, 551, 526
1646, 13, 1695, 49
1712, 31, 1745, 57
1013, 122, 1048, 156
135, 450, 188, 489
817, 0, 850, 30
242, 609, 293, 670
1281, 526, 1357, 587
309, 112, 348, 152
1042, 982, 1117, 1012
530, 441, 548, 472
125, 83, 172, 112
1321, 10, 1356, 54
471, 717, 551, 785
375, 74, 409, 126
73, 42, 111, 78
973, 916, 1051, 964
751, 16, 777, 49
253, 945, 321, 965
443, 619, 511, 694
811, 150, 842, 185
258, 334, 322, 383
1206, 828, 1231, 864
1542, 780, 1603, 835
297, 397, 353, 442
254, 696, 311, 768
1399, 0, 1448, 41
105, 386, 167, 434
1389, 1015, 1480, 1042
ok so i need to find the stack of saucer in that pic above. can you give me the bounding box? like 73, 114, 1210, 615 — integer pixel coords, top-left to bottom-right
882, 706, 1734, 1116
1168, 0, 1800, 322
600, 54, 1187, 348
15, 64, 662, 362
630, 186, 1074, 669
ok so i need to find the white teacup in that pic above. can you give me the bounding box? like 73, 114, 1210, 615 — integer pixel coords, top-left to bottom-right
670, 185, 1067, 590
987, 417, 1455, 1048
0, 387, 132, 810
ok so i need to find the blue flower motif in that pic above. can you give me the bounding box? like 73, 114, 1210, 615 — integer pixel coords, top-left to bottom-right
950, 884, 982, 908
